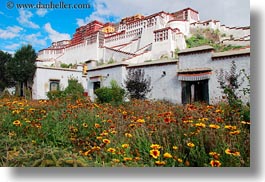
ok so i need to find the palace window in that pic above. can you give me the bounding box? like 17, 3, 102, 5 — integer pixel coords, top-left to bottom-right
49, 79, 60, 91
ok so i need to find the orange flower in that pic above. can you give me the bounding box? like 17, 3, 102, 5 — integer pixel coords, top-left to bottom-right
163, 152, 172, 159
164, 117, 171, 124
83, 123, 88, 128
102, 139, 111, 144
122, 144, 129, 148
155, 161, 166, 166
94, 123, 101, 128
229, 130, 241, 135
209, 124, 220, 129
210, 160, 221, 167
150, 149, 160, 159
187, 142, 195, 148
123, 157, 133, 161
13, 120, 21, 126
136, 118, 145, 123
195, 122, 206, 128
150, 144, 161, 150
225, 148, 240, 156
107, 148, 116, 154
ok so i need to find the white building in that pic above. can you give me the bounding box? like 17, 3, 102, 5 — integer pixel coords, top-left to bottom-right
33, 8, 250, 104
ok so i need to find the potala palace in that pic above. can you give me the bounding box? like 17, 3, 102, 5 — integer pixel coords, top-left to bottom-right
33, 7, 250, 104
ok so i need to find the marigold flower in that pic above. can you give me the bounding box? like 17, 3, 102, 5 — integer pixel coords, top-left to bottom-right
209, 124, 220, 129
155, 161, 166, 166
92, 146, 101, 151
195, 122, 206, 128
150, 149, 160, 159
229, 130, 241, 135
123, 157, 133, 161
13, 120, 21, 126
102, 139, 111, 144
83, 123, 88, 128
136, 118, 145, 123
125, 133, 132, 138
210, 160, 221, 167
134, 157, 141, 161
122, 144, 129, 148
187, 142, 195, 148
150, 144, 161, 150
177, 158, 183, 163
225, 148, 240, 156
163, 152, 173, 159
215, 109, 223, 113
112, 159, 120, 163
225, 125, 237, 130
94, 123, 101, 128
107, 148, 116, 154
164, 117, 171, 124
84, 150, 92, 156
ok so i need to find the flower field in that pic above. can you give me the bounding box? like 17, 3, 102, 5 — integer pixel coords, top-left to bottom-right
0, 97, 250, 167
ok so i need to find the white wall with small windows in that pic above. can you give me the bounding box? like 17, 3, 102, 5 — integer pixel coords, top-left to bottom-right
32, 66, 85, 100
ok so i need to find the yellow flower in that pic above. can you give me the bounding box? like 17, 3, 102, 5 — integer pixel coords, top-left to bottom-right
84, 150, 91, 156
94, 123, 101, 128
229, 130, 241, 135
155, 160, 166, 166
150, 144, 161, 150
107, 148, 116, 154
136, 118, 145, 123
112, 159, 120, 163
96, 136, 102, 140
172, 146, 178, 150
102, 139, 111, 144
225, 125, 237, 130
122, 144, 129, 148
187, 142, 195, 148
13, 120, 21, 126
225, 148, 240, 156
163, 152, 172, 159
210, 160, 221, 167
209, 124, 220, 129
92, 146, 101, 151
134, 157, 141, 161
177, 158, 183, 163
150, 149, 160, 159
195, 122, 206, 128
83, 123, 88, 128
111, 130, 117, 134
123, 157, 133, 161
125, 133, 132, 138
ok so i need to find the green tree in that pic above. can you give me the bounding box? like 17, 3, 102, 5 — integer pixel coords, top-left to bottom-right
0, 51, 15, 93
7, 45, 37, 97
124, 69, 152, 99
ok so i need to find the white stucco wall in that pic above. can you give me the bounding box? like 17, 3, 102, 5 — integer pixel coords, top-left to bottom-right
87, 65, 127, 101
178, 49, 250, 104
128, 62, 181, 103
32, 67, 84, 100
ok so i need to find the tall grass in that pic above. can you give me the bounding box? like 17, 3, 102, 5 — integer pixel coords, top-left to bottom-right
0, 98, 250, 167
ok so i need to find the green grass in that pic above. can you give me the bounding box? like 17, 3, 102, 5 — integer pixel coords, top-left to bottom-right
0, 98, 250, 167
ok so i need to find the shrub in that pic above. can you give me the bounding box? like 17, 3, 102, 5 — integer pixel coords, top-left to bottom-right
64, 78, 84, 100
95, 80, 125, 104
47, 78, 84, 100
124, 69, 152, 99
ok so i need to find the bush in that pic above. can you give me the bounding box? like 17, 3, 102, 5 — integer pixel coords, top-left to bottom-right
64, 79, 84, 100
47, 90, 65, 100
47, 78, 84, 100
95, 80, 125, 104
124, 69, 152, 99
